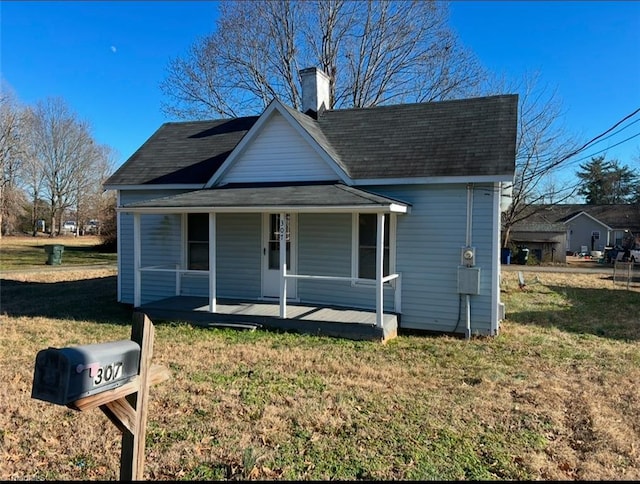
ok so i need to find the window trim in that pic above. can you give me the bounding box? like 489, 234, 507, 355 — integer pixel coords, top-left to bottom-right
351, 212, 396, 286
186, 212, 210, 271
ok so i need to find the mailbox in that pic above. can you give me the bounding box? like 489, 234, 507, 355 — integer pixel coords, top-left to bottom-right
32, 340, 141, 405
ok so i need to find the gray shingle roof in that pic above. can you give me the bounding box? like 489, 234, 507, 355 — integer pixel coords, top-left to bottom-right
106, 117, 259, 186
512, 204, 640, 232
105, 94, 517, 187
317, 95, 517, 179
122, 183, 409, 211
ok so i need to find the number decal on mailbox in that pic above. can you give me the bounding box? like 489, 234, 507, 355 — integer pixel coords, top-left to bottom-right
93, 362, 123, 386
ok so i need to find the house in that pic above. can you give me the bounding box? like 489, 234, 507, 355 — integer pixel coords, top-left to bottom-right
104, 67, 518, 342
509, 221, 567, 264
510, 204, 640, 262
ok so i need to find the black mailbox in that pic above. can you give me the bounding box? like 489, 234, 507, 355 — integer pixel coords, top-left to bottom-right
32, 340, 141, 405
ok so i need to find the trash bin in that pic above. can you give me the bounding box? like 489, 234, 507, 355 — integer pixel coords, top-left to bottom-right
44, 244, 64, 265
517, 247, 529, 265
501, 247, 512, 265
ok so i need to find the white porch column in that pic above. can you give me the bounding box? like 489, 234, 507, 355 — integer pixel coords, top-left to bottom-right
279, 212, 287, 318
133, 212, 141, 308
376, 213, 385, 328
208, 212, 217, 313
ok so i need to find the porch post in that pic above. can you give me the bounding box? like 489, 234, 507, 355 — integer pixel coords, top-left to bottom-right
376, 213, 385, 328
279, 212, 287, 318
133, 212, 141, 308
208, 212, 217, 313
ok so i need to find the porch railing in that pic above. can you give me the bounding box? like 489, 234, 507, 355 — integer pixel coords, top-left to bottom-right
136, 265, 401, 329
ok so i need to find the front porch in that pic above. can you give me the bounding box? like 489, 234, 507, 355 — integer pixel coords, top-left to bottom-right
139, 296, 399, 342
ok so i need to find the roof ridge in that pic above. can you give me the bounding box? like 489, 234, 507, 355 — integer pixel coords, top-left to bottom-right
319, 93, 518, 116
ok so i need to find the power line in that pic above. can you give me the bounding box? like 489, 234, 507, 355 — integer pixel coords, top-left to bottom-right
552, 107, 640, 170
583, 117, 640, 148
565, 131, 640, 167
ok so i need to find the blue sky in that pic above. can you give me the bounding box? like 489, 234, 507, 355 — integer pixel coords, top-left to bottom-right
2, 1, 639, 183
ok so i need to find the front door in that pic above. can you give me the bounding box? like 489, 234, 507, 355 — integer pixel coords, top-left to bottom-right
262, 213, 296, 298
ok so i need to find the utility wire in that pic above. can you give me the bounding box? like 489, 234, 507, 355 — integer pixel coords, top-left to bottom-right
550, 107, 640, 170
582, 117, 640, 147
564, 131, 640, 167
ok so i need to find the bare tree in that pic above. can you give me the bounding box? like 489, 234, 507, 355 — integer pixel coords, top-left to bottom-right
493, 72, 581, 247
160, 0, 487, 118
75, 144, 117, 235
0, 83, 28, 237
25, 97, 110, 237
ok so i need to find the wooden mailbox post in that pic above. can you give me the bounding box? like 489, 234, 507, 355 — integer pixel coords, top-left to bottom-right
32, 312, 170, 480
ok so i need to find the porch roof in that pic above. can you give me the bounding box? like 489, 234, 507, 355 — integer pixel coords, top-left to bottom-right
119, 183, 410, 214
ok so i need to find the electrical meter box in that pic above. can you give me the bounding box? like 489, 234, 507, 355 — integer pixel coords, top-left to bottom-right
32, 340, 140, 406
460, 246, 476, 267
457, 266, 481, 295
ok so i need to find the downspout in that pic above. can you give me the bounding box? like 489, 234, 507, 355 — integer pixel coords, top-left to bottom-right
465, 184, 473, 340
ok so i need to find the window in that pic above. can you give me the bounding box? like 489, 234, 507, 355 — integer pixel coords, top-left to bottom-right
188, 213, 209, 270
358, 214, 389, 279
268, 214, 291, 270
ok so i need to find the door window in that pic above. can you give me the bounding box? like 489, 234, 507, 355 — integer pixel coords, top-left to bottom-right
268, 214, 291, 270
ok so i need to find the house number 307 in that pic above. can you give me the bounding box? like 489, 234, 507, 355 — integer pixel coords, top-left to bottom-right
93, 362, 123, 386
279, 217, 286, 239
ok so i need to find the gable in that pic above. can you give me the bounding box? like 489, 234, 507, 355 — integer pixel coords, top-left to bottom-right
565, 211, 611, 230
216, 111, 342, 185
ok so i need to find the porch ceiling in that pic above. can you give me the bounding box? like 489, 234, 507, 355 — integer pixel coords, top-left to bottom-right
119, 183, 411, 214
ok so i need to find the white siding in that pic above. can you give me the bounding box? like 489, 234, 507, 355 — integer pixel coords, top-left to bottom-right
220, 112, 338, 184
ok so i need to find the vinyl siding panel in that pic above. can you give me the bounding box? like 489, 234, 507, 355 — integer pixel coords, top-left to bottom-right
139, 213, 182, 304
565, 214, 609, 253
117, 183, 500, 336
370, 183, 497, 335
216, 213, 261, 298
119, 189, 190, 304
297, 213, 395, 311
220, 112, 339, 184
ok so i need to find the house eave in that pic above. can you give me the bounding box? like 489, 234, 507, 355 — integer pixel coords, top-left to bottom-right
117, 204, 409, 215
104, 184, 206, 191
351, 174, 514, 185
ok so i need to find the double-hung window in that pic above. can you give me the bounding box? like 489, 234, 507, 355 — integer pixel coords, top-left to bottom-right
358, 213, 390, 279
188, 213, 209, 270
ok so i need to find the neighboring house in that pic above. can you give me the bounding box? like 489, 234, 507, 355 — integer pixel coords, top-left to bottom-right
509, 222, 567, 264
104, 67, 518, 342
510, 204, 640, 261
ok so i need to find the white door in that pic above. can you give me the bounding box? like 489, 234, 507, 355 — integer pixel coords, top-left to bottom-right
262, 213, 296, 298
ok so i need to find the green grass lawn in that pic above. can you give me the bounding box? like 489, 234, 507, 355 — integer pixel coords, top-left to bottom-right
0, 266, 638, 480
0, 235, 116, 270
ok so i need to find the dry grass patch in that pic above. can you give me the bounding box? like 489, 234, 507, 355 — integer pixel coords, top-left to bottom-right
0, 269, 639, 480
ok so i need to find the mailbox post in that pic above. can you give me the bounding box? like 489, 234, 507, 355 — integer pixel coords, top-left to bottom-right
31, 312, 169, 481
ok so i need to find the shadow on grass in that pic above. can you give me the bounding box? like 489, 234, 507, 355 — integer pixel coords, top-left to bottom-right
506, 281, 640, 341
0, 276, 133, 326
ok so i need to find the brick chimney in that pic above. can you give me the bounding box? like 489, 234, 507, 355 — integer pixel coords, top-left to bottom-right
299, 67, 330, 118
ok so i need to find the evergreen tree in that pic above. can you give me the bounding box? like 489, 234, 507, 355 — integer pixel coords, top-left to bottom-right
576, 156, 638, 204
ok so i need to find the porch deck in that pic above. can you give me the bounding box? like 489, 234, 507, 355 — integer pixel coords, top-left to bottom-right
139, 296, 398, 342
